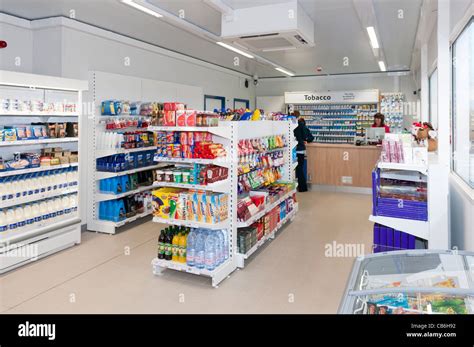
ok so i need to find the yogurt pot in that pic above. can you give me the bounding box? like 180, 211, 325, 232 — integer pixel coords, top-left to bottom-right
182, 171, 190, 184
173, 171, 183, 184
155, 170, 165, 182
164, 171, 174, 182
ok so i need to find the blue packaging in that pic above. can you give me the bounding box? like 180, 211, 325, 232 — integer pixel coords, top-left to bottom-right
101, 100, 122, 115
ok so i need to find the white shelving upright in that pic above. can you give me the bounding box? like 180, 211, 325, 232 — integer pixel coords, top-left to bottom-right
0, 70, 88, 273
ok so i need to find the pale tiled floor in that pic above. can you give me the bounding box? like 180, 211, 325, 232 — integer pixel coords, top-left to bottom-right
0, 191, 373, 313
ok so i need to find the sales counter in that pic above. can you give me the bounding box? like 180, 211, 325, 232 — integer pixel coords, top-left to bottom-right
305, 143, 382, 188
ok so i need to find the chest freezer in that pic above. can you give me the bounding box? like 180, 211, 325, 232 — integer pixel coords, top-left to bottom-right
338, 250, 474, 314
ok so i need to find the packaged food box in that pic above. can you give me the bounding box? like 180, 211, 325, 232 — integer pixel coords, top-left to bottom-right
163, 110, 176, 126
152, 188, 182, 219
186, 110, 197, 127
163, 102, 185, 111
176, 110, 187, 127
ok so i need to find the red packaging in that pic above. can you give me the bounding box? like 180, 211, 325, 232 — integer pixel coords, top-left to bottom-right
179, 132, 187, 145
163, 110, 176, 126
165, 131, 174, 144
176, 110, 187, 127
186, 110, 197, 127
187, 132, 194, 146
164, 102, 185, 111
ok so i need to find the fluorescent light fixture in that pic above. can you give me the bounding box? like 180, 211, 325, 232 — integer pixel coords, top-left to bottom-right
378, 61, 386, 71
275, 67, 295, 77
121, 0, 163, 18
216, 42, 254, 59
366, 26, 379, 49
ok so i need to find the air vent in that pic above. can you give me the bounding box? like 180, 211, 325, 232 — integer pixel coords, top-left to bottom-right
220, 1, 314, 52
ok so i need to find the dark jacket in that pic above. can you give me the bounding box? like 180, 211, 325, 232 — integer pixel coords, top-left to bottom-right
294, 124, 314, 151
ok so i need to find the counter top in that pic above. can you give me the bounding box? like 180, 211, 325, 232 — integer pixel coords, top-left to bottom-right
306, 143, 382, 150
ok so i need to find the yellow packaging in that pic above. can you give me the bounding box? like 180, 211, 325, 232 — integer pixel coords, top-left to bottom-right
152, 188, 182, 219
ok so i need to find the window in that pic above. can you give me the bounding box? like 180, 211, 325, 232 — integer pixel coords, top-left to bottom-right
452, 18, 474, 188
428, 68, 438, 129
233, 98, 249, 110
204, 95, 225, 112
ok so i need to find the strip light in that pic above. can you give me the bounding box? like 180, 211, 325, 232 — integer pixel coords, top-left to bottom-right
216, 42, 254, 59
378, 61, 386, 71
366, 26, 379, 49
121, 0, 163, 18
275, 67, 295, 77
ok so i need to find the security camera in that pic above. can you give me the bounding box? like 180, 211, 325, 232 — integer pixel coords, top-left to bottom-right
253, 74, 259, 86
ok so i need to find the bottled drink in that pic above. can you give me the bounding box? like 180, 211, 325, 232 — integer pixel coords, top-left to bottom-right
215, 230, 225, 265
178, 230, 187, 263
186, 229, 196, 267
6, 208, 16, 230
0, 210, 7, 232
172, 228, 180, 262
165, 229, 173, 261
194, 229, 205, 269
204, 232, 217, 271
158, 229, 166, 259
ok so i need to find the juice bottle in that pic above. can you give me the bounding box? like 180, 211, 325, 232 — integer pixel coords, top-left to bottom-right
158, 229, 166, 259
172, 228, 180, 262
165, 229, 173, 261
178, 229, 187, 263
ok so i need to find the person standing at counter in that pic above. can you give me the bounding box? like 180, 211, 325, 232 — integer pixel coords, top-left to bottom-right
293, 115, 314, 192
372, 113, 390, 133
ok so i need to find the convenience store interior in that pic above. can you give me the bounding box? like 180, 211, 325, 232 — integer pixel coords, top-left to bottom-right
0, 0, 473, 315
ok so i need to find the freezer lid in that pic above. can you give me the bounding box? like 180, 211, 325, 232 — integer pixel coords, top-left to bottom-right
338, 250, 474, 314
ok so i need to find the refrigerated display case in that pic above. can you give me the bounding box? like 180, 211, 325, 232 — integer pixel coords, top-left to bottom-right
338, 250, 474, 314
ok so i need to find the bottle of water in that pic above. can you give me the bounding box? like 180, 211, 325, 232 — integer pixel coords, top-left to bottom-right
204, 232, 217, 271
194, 229, 205, 269
222, 230, 228, 261
215, 230, 225, 265
186, 229, 197, 267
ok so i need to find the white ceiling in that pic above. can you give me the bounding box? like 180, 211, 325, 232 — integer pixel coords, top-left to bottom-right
0, 0, 422, 77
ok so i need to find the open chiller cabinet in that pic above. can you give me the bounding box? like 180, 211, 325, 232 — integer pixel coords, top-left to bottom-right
0, 70, 87, 273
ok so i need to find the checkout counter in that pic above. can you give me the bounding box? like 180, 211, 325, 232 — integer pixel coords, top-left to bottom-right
306, 143, 381, 188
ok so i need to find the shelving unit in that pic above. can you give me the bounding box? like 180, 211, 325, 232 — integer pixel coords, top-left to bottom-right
0, 70, 87, 274
236, 203, 298, 267
293, 103, 378, 144
369, 153, 449, 249
86, 73, 158, 234
237, 188, 297, 228
380, 93, 405, 133
150, 120, 298, 287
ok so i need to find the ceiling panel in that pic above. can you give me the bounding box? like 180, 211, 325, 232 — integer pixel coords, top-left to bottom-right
0, 0, 422, 77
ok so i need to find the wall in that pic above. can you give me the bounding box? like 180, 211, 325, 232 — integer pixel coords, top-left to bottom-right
31, 17, 256, 110
256, 73, 418, 101
0, 15, 33, 73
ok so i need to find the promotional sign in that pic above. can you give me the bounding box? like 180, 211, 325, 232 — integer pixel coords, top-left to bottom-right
284, 90, 379, 104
